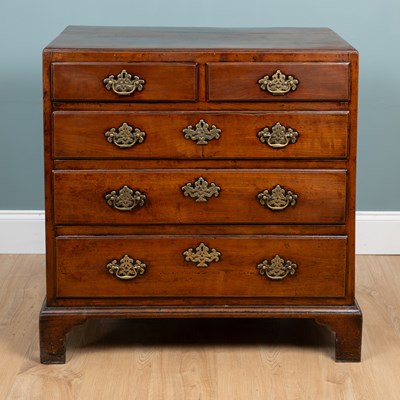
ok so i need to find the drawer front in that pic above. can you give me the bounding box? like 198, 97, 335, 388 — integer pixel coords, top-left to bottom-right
53, 170, 346, 225
207, 62, 349, 101
52, 62, 198, 101
55, 236, 347, 299
53, 111, 349, 160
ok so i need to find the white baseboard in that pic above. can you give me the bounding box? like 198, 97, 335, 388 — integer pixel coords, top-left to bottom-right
0, 210, 399, 255
0, 211, 45, 254
355, 212, 400, 254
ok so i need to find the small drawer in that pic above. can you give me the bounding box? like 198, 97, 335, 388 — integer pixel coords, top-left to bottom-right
207, 62, 349, 101
53, 170, 347, 225
55, 235, 347, 299
51, 62, 198, 102
53, 111, 349, 160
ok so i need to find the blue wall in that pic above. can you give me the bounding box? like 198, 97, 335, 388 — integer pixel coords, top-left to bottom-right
1, 0, 399, 210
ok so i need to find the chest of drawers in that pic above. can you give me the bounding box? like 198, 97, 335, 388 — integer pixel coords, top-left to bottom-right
40, 26, 362, 363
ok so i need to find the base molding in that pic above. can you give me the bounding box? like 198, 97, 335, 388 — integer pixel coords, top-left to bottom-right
1, 210, 400, 254
0, 210, 45, 254
39, 300, 362, 363
40, 302, 363, 319
356, 211, 400, 254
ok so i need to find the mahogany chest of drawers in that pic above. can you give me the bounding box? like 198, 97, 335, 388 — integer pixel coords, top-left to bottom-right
40, 26, 362, 363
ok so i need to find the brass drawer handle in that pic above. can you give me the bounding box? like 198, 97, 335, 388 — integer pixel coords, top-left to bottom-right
183, 119, 221, 144
103, 69, 145, 96
183, 242, 221, 268
258, 122, 299, 148
258, 70, 299, 95
105, 122, 146, 148
181, 177, 221, 202
257, 255, 297, 280
105, 185, 146, 211
106, 254, 147, 280
257, 184, 298, 210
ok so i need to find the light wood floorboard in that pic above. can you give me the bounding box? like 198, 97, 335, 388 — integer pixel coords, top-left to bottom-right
0, 255, 399, 399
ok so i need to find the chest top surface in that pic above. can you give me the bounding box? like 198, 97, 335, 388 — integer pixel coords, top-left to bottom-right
45, 26, 356, 52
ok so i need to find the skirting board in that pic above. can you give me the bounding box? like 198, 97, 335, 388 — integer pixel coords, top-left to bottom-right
355, 212, 400, 255
0, 211, 45, 254
0, 211, 399, 255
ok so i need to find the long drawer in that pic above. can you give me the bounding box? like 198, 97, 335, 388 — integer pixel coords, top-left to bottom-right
55, 235, 347, 299
53, 170, 347, 225
53, 111, 349, 160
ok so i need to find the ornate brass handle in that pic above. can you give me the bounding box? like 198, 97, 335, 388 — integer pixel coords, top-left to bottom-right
258, 122, 299, 148
181, 177, 221, 202
183, 119, 221, 144
257, 184, 298, 211
258, 70, 299, 95
105, 185, 146, 211
257, 255, 297, 280
106, 254, 147, 280
183, 242, 221, 268
105, 122, 146, 148
103, 69, 145, 96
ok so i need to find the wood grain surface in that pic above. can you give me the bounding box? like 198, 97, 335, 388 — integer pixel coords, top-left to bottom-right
55, 235, 347, 300
53, 170, 347, 225
53, 111, 349, 160
52, 62, 198, 102
46, 27, 356, 51
207, 62, 349, 101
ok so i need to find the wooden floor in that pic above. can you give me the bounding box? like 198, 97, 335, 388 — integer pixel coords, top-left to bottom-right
1, 255, 400, 399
